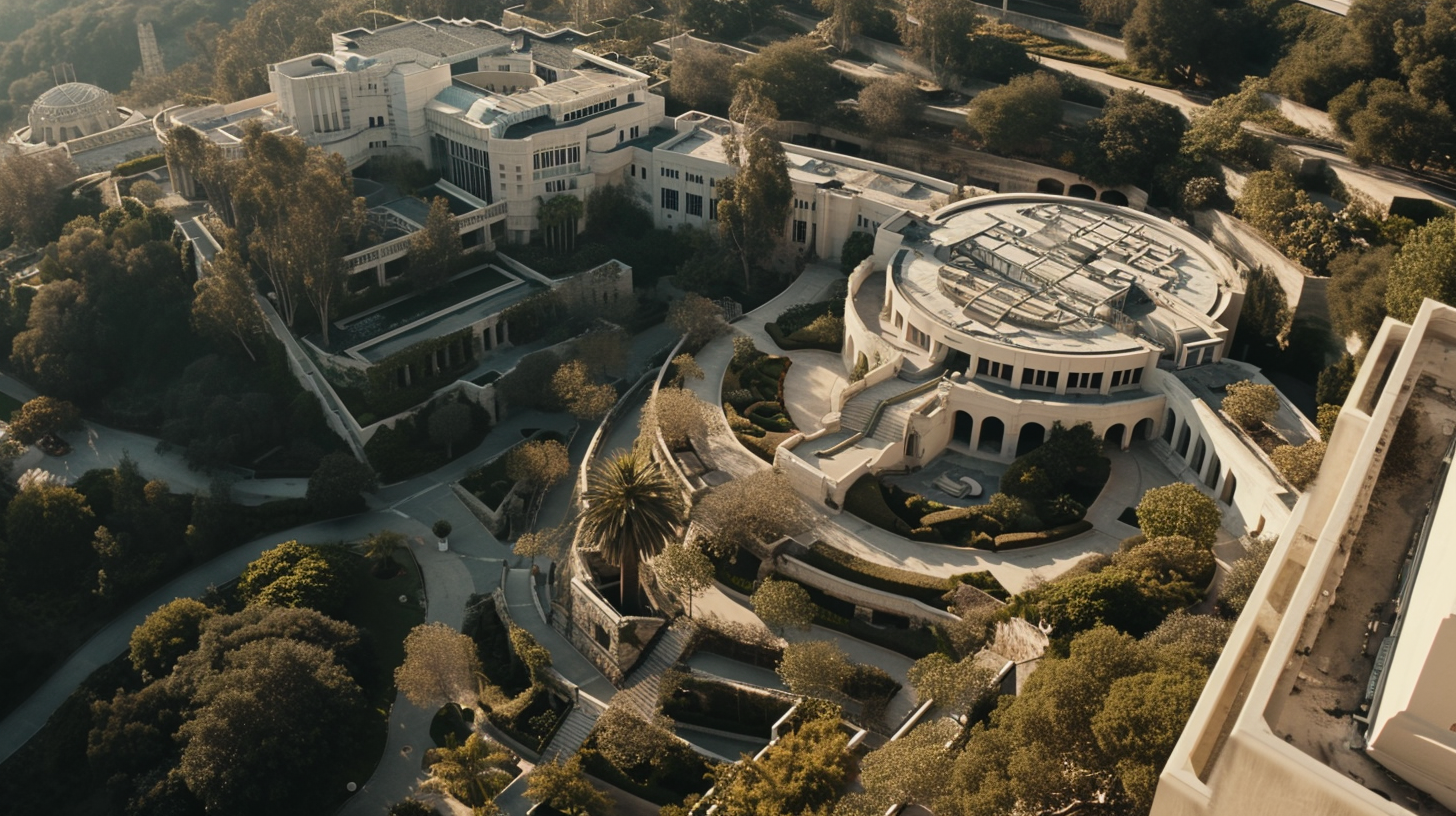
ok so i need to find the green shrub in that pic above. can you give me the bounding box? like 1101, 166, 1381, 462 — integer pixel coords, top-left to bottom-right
844, 476, 913, 535
949, 571, 1010, 600
797, 542, 953, 607
112, 154, 166, 177
993, 520, 1093, 551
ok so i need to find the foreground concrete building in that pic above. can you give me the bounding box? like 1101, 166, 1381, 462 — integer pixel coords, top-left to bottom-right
1154, 299, 1456, 816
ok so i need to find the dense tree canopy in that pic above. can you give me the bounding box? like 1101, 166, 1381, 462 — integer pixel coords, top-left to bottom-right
965, 72, 1062, 154
1136, 483, 1222, 548
1124, 0, 1215, 83
1387, 215, 1456, 322
730, 37, 838, 122
944, 626, 1208, 815
717, 81, 793, 289
1327, 246, 1393, 349
858, 74, 922, 140
1082, 91, 1185, 187
898, 0, 982, 81
90, 605, 367, 816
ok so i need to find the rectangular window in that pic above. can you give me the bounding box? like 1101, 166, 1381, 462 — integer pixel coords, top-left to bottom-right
1046, 371, 1059, 389
1112, 370, 1122, 388
631, 126, 640, 139
1091, 373, 1103, 389
709, 198, 718, 219
532, 146, 580, 171
1022, 368, 1035, 385
793, 219, 807, 243
906, 325, 930, 350
976, 357, 989, 375
660, 188, 679, 211
894, 312, 903, 329
1132, 368, 1142, 384
685, 193, 703, 216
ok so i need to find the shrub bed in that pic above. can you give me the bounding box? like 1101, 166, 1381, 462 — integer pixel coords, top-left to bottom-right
797, 542, 952, 608
994, 520, 1094, 551
486, 686, 569, 751
112, 153, 166, 177
764, 300, 845, 353
579, 741, 713, 805
660, 671, 791, 737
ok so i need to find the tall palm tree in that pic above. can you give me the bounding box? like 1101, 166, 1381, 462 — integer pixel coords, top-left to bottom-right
578, 449, 686, 614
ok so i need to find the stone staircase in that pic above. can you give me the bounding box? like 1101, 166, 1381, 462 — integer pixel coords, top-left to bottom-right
868, 398, 919, 445
539, 701, 602, 762
614, 620, 695, 718
838, 378, 909, 434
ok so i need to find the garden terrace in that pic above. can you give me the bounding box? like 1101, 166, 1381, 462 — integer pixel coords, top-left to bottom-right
327, 263, 533, 361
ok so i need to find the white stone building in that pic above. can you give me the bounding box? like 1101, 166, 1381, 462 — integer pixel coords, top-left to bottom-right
1153, 299, 1456, 816
775, 194, 1314, 536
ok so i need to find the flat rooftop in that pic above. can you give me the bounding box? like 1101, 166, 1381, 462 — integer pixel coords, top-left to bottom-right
892, 196, 1235, 355
660, 118, 956, 213
334, 19, 511, 61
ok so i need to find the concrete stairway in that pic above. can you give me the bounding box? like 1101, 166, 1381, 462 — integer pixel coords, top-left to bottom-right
614, 620, 695, 718
838, 378, 910, 433
868, 398, 919, 445
539, 702, 602, 762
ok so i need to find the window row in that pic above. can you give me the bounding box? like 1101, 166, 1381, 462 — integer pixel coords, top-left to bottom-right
661, 188, 678, 211
1110, 367, 1143, 387
661, 167, 679, 179
1020, 368, 1059, 389
562, 97, 617, 122
532, 145, 580, 170
976, 358, 1013, 381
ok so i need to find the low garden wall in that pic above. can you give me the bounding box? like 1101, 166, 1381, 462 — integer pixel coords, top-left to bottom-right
775, 556, 960, 627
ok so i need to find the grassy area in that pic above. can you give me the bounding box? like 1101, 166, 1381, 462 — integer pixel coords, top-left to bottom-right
333, 552, 425, 799
981, 22, 1119, 68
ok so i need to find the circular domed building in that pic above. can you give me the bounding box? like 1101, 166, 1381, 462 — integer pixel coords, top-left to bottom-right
27, 83, 122, 145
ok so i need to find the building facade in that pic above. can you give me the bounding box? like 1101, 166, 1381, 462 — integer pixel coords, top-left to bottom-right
1154, 299, 1456, 816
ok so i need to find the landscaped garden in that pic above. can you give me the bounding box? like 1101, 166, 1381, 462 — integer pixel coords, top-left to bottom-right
843, 422, 1110, 548
764, 299, 845, 353
659, 668, 794, 738
362, 393, 494, 482
722, 337, 798, 461
460, 430, 569, 510
577, 707, 716, 806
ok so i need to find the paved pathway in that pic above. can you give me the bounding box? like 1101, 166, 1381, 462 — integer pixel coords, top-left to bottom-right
0, 512, 406, 765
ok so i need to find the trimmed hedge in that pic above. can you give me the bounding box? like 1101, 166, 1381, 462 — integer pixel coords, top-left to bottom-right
764, 320, 841, 353
798, 542, 951, 608
843, 475, 913, 535
112, 153, 166, 177
993, 520, 1093, 551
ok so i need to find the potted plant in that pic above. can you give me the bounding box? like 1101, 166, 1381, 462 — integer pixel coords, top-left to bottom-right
433, 519, 453, 552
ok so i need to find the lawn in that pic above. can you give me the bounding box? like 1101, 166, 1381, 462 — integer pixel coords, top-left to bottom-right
333, 552, 425, 800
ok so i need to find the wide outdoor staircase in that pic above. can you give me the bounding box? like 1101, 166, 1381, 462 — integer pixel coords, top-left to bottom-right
837, 378, 911, 434
539, 700, 602, 762
615, 620, 695, 718
819, 376, 944, 458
